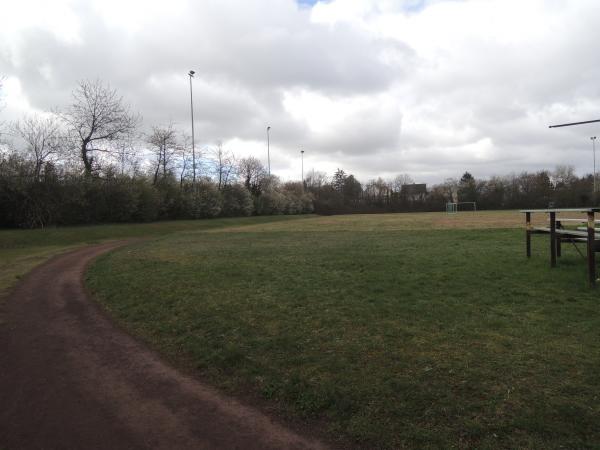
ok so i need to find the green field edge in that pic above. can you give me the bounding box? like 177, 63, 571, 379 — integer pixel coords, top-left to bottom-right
85, 217, 600, 449
0, 215, 315, 300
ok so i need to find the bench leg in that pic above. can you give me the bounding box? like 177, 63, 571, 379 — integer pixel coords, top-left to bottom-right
587, 212, 596, 287
550, 212, 556, 267
526, 212, 531, 258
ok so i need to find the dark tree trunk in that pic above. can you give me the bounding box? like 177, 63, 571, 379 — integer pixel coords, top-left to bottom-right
81, 139, 93, 175
81, 147, 92, 175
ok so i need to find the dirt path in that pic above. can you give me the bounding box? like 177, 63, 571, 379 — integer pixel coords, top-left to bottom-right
0, 242, 328, 450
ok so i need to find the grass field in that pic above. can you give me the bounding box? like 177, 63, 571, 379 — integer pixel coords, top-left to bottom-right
83, 211, 600, 449
0, 215, 308, 298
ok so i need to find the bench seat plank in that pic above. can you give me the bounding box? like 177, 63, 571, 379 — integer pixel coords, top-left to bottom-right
532, 227, 598, 238
557, 218, 600, 223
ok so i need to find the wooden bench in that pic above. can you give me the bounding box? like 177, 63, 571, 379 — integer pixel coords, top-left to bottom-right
555, 218, 600, 223
521, 208, 600, 286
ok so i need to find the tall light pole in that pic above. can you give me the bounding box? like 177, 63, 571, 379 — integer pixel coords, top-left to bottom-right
549, 119, 600, 204
592, 136, 597, 197
188, 70, 196, 186
300, 149, 305, 186
266, 126, 271, 176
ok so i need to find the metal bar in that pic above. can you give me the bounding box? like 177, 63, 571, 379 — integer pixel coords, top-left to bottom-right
549, 119, 600, 128
526, 212, 531, 258
267, 126, 271, 176
587, 212, 596, 287
568, 239, 586, 259
189, 72, 196, 186
550, 212, 557, 267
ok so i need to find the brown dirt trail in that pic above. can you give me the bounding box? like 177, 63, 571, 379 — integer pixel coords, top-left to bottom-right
0, 242, 327, 450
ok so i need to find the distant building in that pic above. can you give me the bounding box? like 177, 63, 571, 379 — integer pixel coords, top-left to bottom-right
401, 183, 427, 201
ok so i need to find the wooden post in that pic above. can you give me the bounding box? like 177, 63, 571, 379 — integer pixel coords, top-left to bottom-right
526, 212, 531, 258
587, 211, 596, 287
550, 211, 556, 267
556, 219, 562, 258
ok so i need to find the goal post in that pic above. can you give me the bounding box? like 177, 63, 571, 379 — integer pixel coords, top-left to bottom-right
446, 202, 476, 214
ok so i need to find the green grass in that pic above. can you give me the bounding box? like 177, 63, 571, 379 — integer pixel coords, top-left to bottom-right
0, 215, 311, 296
86, 212, 600, 449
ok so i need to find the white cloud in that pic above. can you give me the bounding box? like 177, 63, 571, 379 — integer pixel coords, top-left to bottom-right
1, 77, 38, 117
1, 0, 600, 184
0, 0, 82, 45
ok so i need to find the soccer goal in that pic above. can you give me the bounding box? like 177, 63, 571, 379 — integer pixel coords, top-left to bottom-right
446, 202, 477, 214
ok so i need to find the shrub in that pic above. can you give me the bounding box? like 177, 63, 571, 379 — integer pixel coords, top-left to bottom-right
255, 189, 286, 215
221, 184, 254, 217
188, 181, 222, 218
133, 180, 161, 222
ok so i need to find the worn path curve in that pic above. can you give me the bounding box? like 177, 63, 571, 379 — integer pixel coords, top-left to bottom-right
0, 242, 327, 450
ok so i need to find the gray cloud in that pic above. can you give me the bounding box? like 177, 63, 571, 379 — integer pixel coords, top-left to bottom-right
2, 0, 600, 184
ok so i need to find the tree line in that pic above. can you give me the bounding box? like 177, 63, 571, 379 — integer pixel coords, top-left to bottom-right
306, 166, 597, 214
0, 79, 312, 228
1, 79, 596, 227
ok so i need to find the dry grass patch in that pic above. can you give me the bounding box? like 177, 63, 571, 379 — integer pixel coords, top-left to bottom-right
209, 210, 551, 234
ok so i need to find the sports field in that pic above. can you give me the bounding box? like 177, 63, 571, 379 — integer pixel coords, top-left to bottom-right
0, 216, 305, 298
80, 211, 600, 449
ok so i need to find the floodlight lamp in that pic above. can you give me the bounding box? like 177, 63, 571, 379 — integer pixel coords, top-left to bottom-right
189, 70, 195, 77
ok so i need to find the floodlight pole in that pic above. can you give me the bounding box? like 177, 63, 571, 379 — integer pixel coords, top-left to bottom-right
300, 150, 305, 186
592, 136, 597, 196
267, 126, 271, 176
188, 70, 196, 187
549, 119, 600, 202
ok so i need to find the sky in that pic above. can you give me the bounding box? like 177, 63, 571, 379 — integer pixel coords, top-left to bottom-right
2, 0, 600, 184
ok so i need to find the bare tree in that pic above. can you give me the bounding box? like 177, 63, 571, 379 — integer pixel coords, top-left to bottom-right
551, 165, 577, 188
148, 124, 178, 185
12, 114, 62, 179
237, 156, 267, 195
0, 76, 6, 142
61, 79, 139, 175
305, 170, 327, 191
115, 135, 140, 176
0, 76, 4, 114
391, 173, 414, 192
213, 142, 235, 190
177, 133, 193, 188
442, 178, 459, 202
364, 177, 391, 203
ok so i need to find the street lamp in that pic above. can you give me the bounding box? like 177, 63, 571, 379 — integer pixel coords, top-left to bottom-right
300, 149, 305, 185
592, 136, 597, 197
188, 70, 196, 186
266, 126, 271, 176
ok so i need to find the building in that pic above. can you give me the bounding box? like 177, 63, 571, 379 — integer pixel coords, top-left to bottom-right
401, 183, 427, 201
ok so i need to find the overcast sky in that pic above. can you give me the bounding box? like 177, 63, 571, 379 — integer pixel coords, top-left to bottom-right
2, 0, 600, 184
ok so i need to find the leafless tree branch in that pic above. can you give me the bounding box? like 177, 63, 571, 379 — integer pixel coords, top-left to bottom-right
60, 79, 140, 175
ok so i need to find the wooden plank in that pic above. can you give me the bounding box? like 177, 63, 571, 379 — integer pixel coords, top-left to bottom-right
520, 208, 600, 213
576, 227, 600, 232
558, 218, 600, 223
533, 227, 590, 237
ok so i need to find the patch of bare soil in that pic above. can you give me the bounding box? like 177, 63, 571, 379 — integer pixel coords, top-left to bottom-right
0, 242, 327, 450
